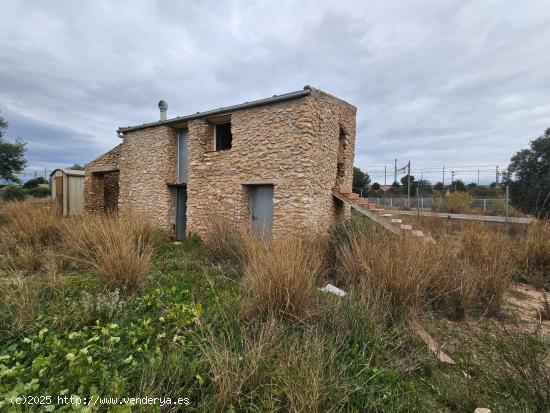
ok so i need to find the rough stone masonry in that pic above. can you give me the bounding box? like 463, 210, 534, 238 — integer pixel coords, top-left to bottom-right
84, 86, 356, 239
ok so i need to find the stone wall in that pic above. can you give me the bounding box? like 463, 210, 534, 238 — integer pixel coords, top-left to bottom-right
84, 144, 121, 213
85, 87, 356, 238
305, 88, 356, 228
186, 96, 315, 238
117, 126, 177, 229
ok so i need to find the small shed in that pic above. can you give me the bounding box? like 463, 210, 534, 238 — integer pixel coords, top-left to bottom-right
50, 169, 85, 216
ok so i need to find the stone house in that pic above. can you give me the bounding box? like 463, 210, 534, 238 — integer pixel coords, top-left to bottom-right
84, 86, 356, 239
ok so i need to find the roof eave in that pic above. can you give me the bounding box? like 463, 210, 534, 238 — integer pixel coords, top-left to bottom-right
117, 87, 311, 135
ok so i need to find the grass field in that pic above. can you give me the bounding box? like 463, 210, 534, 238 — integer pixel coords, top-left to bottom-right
0, 200, 549, 412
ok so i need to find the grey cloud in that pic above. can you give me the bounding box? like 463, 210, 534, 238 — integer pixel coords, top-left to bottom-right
1, 0, 549, 183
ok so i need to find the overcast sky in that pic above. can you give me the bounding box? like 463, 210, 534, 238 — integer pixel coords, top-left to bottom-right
1, 0, 549, 183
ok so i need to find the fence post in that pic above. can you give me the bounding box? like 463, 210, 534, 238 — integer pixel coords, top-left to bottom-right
416, 188, 420, 221
390, 198, 392, 208
505, 186, 509, 235
483, 199, 486, 212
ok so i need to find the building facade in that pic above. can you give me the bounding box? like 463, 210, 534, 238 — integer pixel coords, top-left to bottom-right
84, 86, 356, 239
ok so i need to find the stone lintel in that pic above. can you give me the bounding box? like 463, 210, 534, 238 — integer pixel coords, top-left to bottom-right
88, 164, 119, 173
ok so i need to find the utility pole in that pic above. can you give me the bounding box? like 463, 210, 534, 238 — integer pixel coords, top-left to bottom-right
407, 161, 411, 207
496, 165, 499, 186
44, 167, 47, 180
421, 171, 423, 181
34, 170, 37, 179
394, 159, 397, 184
442, 166, 445, 186
384, 165, 387, 186
477, 169, 480, 186
451, 171, 455, 186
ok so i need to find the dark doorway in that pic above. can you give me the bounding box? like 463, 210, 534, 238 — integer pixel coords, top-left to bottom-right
250, 185, 273, 236
175, 187, 187, 240
103, 171, 120, 213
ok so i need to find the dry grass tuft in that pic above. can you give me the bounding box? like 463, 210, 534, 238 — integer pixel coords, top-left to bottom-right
199, 319, 281, 409
334, 223, 513, 321
0, 200, 62, 273
62, 214, 156, 293
241, 234, 323, 320
0, 199, 158, 293
198, 318, 335, 412
515, 221, 550, 284
0, 276, 40, 334
203, 214, 245, 266
459, 226, 513, 313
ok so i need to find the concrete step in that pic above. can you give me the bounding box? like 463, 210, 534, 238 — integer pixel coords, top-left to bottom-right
357, 198, 369, 205
391, 218, 402, 224
400, 224, 412, 230
372, 208, 385, 216
348, 193, 359, 199
412, 230, 424, 237
367, 204, 377, 210
382, 213, 393, 217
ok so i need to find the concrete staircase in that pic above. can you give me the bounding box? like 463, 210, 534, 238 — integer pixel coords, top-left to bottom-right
333, 188, 436, 244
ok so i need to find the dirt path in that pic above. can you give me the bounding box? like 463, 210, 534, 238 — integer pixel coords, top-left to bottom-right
503, 282, 550, 335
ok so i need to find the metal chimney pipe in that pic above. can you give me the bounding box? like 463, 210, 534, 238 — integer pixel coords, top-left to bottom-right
158, 100, 168, 121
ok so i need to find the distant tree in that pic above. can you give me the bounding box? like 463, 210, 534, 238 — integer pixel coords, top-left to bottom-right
35, 176, 48, 184
433, 181, 445, 191
504, 127, 550, 218
352, 167, 370, 194
23, 179, 39, 189
452, 179, 466, 192
69, 163, 85, 171
0, 112, 27, 183
388, 181, 401, 195
416, 179, 432, 194
400, 174, 415, 187
400, 174, 417, 195
467, 182, 478, 190
371, 182, 381, 191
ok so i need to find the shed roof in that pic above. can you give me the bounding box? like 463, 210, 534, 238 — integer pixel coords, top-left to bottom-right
117, 86, 312, 134
50, 169, 86, 177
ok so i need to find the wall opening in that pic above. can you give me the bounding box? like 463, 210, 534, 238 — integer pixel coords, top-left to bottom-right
336, 126, 348, 187
89, 171, 119, 214
103, 171, 120, 213
215, 122, 232, 150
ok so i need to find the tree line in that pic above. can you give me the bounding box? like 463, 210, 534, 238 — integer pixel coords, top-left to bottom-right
353, 127, 550, 218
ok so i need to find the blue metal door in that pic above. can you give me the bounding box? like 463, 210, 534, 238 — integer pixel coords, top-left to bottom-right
250, 185, 273, 236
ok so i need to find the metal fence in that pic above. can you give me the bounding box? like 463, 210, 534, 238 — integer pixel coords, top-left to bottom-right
367, 197, 500, 211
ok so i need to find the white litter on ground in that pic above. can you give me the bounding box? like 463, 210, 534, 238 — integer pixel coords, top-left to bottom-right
319, 283, 347, 297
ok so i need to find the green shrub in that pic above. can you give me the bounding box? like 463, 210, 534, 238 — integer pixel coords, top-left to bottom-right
26, 186, 50, 198
447, 192, 473, 213
22, 179, 39, 189
0, 185, 25, 201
